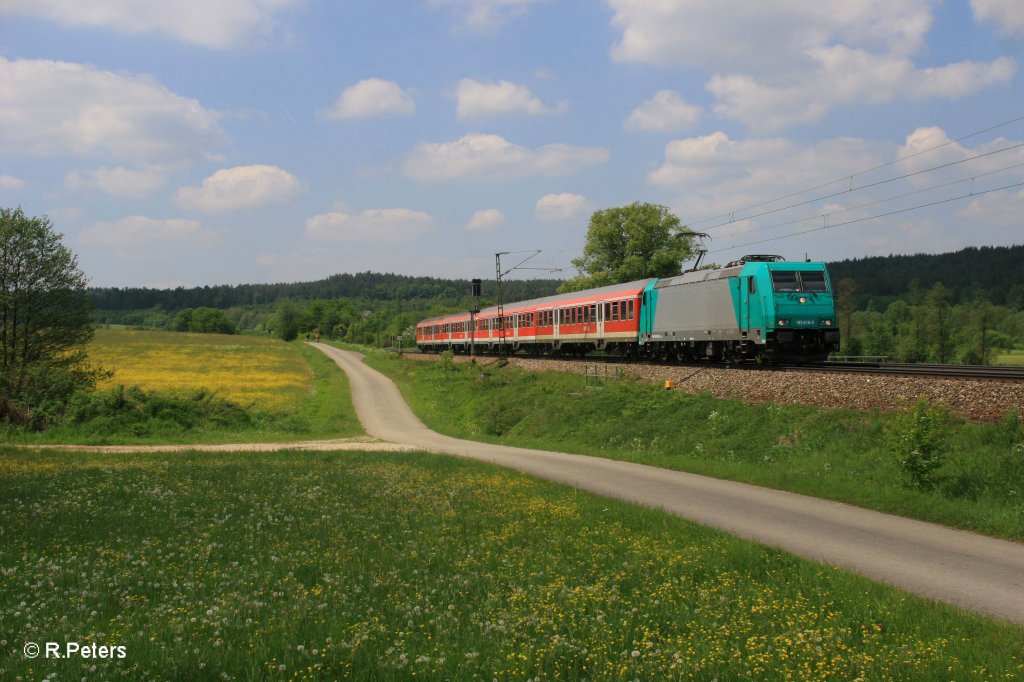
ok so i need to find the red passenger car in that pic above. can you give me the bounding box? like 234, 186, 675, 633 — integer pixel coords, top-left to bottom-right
416, 279, 652, 355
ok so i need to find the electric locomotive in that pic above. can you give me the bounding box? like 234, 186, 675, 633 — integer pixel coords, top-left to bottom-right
416, 255, 840, 363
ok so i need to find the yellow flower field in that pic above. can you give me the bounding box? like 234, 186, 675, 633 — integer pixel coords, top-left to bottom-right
89, 328, 311, 411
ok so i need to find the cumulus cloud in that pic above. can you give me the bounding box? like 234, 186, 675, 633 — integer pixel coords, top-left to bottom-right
456, 79, 567, 120
322, 79, 415, 119
79, 216, 206, 252
305, 208, 435, 242
623, 90, 701, 133
971, 0, 1024, 37
0, 175, 25, 190
466, 209, 505, 231
0, 0, 301, 49
893, 126, 1024, 187
707, 48, 1014, 132
66, 166, 166, 198
649, 131, 892, 227
429, 0, 544, 31
608, 1, 1016, 132
404, 133, 609, 181
609, 0, 934, 72
534, 193, 590, 221
0, 58, 224, 164
176, 165, 302, 212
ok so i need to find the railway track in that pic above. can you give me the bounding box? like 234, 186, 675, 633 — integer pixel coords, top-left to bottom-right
802, 361, 1024, 382
408, 350, 1024, 382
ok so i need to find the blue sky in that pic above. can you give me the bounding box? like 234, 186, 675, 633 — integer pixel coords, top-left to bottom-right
1, 0, 1022, 288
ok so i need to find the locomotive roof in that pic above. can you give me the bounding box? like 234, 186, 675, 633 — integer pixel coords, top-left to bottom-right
418, 278, 654, 325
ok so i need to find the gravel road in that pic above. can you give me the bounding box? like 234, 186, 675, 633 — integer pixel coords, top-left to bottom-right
316, 344, 1024, 627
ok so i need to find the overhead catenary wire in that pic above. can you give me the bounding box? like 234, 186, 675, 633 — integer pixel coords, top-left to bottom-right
701, 140, 1024, 232
689, 112, 1024, 230
706, 179, 1024, 255
711, 161, 1024, 241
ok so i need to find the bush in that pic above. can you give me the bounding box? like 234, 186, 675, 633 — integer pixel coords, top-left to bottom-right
885, 400, 949, 491
62, 385, 256, 437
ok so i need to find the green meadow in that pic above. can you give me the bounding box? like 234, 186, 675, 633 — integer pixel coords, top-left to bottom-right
1, 449, 1021, 681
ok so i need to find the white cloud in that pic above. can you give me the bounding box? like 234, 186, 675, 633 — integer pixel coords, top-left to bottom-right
429, 0, 543, 32
971, 0, 1024, 37
535, 193, 590, 221
404, 133, 609, 181
894, 126, 1024, 187
322, 79, 415, 119
607, 1, 1016, 132
305, 208, 435, 242
707, 48, 1015, 132
650, 131, 893, 230
0, 0, 301, 49
957, 188, 1024, 228
623, 90, 701, 133
466, 209, 505, 231
645, 127, 1024, 263
65, 166, 166, 197
0, 175, 25, 190
609, 0, 934, 72
80, 216, 206, 250
455, 79, 567, 119
176, 165, 302, 212
0, 58, 224, 164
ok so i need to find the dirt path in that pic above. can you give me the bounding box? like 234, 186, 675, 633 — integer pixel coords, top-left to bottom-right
313, 343, 1024, 627
16, 436, 418, 454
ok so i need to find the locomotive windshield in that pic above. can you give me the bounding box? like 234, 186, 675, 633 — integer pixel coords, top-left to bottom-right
771, 270, 829, 293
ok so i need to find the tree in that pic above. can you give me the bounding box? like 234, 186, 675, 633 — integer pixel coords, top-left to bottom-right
1, 208, 105, 428
835, 277, 858, 355
273, 299, 302, 341
187, 307, 237, 334
559, 202, 697, 293
925, 282, 953, 363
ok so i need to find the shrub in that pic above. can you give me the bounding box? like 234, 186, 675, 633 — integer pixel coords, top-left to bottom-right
885, 400, 949, 491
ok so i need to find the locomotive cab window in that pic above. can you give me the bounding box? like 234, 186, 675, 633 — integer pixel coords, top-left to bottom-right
801, 270, 829, 292
771, 269, 829, 293
770, 270, 800, 292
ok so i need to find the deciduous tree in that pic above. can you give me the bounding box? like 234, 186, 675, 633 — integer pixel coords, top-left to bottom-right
1, 208, 105, 427
559, 202, 697, 293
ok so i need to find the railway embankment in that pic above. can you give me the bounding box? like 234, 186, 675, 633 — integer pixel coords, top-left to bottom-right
403, 353, 1024, 422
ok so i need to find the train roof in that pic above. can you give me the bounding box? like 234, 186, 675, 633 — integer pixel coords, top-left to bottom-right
418, 278, 654, 325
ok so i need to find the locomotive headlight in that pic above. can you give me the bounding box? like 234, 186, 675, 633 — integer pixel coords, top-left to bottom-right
799, 296, 807, 303
777, 319, 790, 327
823, 319, 833, 326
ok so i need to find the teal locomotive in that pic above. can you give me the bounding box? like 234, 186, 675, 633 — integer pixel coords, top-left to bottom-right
640, 255, 839, 363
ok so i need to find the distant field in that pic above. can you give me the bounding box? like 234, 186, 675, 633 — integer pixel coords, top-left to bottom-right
996, 349, 1024, 366
1, 449, 1020, 680
1, 329, 363, 444
90, 328, 310, 411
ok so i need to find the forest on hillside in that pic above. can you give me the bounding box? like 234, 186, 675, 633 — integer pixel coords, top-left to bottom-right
90, 245, 1024, 361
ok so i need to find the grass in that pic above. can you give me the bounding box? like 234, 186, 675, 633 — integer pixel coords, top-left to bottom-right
1, 449, 1021, 681
358, 348, 1024, 541
4, 330, 362, 444
995, 349, 1024, 366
